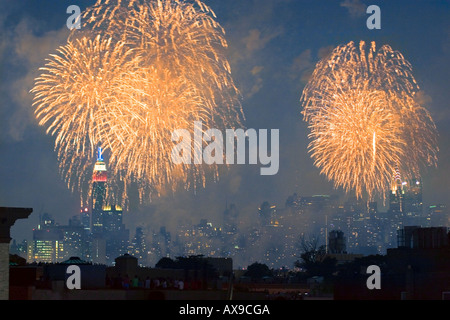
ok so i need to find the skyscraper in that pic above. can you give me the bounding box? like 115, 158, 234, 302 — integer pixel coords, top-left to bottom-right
389, 168, 405, 216
328, 230, 346, 254
403, 177, 423, 224
27, 213, 86, 263
80, 207, 90, 233
427, 204, 448, 227
91, 147, 107, 234
28, 214, 64, 263
103, 205, 129, 263
88, 147, 130, 264
389, 170, 424, 226
129, 227, 147, 264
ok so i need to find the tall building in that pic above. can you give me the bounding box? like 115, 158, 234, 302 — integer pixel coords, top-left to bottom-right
88, 148, 131, 265
129, 227, 147, 265
80, 207, 90, 233
366, 202, 384, 254
148, 226, 172, 267
328, 230, 346, 254
389, 170, 424, 224
91, 147, 107, 234
27, 213, 63, 263
178, 219, 223, 257
102, 205, 124, 233
286, 194, 338, 238
389, 168, 405, 216
402, 178, 424, 226
223, 203, 239, 234
60, 215, 87, 260
27, 213, 86, 263
403, 178, 423, 214
387, 169, 409, 247
102, 205, 129, 264
427, 204, 448, 227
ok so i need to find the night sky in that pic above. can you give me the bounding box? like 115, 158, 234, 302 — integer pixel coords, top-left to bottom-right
1, 0, 449, 241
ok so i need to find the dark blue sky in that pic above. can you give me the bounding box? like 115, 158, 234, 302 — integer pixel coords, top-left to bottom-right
1, 0, 449, 240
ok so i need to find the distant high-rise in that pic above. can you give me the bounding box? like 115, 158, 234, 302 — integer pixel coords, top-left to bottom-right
388, 169, 424, 225
129, 227, 147, 264
28, 213, 86, 263
80, 207, 91, 233
28, 224, 64, 263
103, 205, 129, 263
403, 177, 423, 223
389, 168, 404, 215
91, 147, 107, 234
328, 230, 346, 254
427, 204, 448, 227
223, 203, 239, 233
88, 147, 131, 264
102, 205, 124, 233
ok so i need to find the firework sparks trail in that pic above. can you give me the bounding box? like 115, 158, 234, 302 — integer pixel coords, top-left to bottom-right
31, 0, 244, 205
301, 41, 438, 201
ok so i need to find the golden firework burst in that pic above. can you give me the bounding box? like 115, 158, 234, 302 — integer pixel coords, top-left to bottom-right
32, 0, 244, 205
301, 41, 438, 200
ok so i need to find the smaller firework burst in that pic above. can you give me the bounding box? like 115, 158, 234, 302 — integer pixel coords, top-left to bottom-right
301, 41, 438, 200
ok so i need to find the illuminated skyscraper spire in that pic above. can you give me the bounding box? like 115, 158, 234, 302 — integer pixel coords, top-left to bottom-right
92, 146, 107, 233
393, 166, 402, 185
390, 166, 404, 214
97, 146, 103, 161
93, 147, 107, 183
89, 146, 129, 265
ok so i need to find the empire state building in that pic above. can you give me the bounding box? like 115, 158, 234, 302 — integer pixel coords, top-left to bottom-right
91, 147, 107, 234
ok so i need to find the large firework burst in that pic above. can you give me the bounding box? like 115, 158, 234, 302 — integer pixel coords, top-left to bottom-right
301, 41, 438, 200
31, 0, 244, 205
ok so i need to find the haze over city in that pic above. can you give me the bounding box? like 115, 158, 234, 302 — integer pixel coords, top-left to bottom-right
1, 0, 449, 271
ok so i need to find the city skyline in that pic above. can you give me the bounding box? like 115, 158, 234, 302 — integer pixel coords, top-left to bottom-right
11, 147, 448, 270
1, 0, 449, 266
